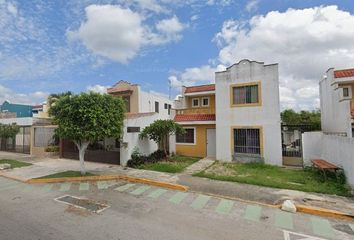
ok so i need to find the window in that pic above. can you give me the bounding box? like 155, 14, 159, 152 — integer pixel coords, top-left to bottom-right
155, 101, 159, 113
201, 97, 210, 107
192, 98, 199, 107
232, 83, 260, 106
123, 96, 130, 112
168, 104, 171, 115
164, 103, 168, 109
176, 128, 195, 144
233, 128, 261, 155
343, 88, 349, 97
127, 127, 140, 133
352, 124, 354, 138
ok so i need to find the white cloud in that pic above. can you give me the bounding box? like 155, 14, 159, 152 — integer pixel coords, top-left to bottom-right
245, 0, 259, 13
214, 5, 354, 109
0, 84, 48, 105
68, 5, 186, 63
86, 84, 108, 94
68, 5, 145, 64
169, 64, 226, 90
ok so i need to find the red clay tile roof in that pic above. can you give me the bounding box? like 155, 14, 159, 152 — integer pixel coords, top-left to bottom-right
174, 114, 216, 122
184, 84, 215, 93
334, 68, 354, 78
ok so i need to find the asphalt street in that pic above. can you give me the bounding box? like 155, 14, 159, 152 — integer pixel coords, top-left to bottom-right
0, 177, 353, 240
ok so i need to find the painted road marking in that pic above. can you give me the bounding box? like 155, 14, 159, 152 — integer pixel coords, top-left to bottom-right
114, 183, 135, 192
350, 224, 354, 232
310, 217, 334, 238
169, 192, 188, 204
283, 230, 327, 240
97, 181, 109, 190
215, 199, 234, 214
23, 185, 35, 192
275, 211, 293, 229
148, 189, 168, 199
42, 184, 53, 192
244, 205, 262, 222
79, 183, 89, 191
130, 185, 151, 195
0, 182, 21, 191
106, 180, 117, 188
190, 194, 211, 210
59, 183, 72, 192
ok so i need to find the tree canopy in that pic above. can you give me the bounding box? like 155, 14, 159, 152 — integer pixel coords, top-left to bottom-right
281, 109, 321, 130
139, 119, 184, 155
0, 123, 20, 139
49, 92, 126, 174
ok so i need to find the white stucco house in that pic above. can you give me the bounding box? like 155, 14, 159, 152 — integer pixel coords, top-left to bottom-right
320, 68, 354, 137
107, 81, 174, 165
174, 59, 282, 166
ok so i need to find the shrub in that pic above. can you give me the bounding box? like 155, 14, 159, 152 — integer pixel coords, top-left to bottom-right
45, 145, 59, 152
127, 149, 167, 168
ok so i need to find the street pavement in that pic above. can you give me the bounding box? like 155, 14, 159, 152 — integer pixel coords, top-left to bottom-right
1, 177, 353, 240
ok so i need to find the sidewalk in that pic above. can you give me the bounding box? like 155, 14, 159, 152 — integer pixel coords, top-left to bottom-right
1, 151, 353, 216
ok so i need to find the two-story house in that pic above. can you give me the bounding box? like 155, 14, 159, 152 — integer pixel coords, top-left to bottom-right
174, 84, 216, 158
174, 60, 282, 165
320, 68, 354, 137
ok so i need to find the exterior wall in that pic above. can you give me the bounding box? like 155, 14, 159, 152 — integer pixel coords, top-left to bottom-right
320, 69, 353, 137
30, 125, 58, 158
139, 91, 173, 119
0, 101, 33, 118
0, 117, 35, 126
176, 124, 215, 158
120, 113, 160, 166
303, 132, 354, 187
109, 81, 140, 113
215, 60, 282, 165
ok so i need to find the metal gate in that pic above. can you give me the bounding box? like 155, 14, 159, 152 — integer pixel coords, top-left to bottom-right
281, 124, 313, 167
60, 139, 120, 165
0, 126, 31, 154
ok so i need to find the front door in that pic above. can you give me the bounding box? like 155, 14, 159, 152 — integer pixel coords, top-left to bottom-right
206, 129, 216, 158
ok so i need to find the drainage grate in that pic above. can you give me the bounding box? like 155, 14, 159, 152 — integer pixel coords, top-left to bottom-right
55, 195, 109, 213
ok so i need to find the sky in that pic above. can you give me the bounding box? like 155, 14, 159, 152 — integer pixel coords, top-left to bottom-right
1, 0, 354, 110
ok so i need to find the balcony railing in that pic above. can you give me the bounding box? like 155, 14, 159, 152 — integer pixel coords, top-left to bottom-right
175, 108, 215, 115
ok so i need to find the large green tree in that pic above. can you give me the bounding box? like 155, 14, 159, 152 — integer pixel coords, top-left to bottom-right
281, 109, 321, 130
0, 124, 20, 150
139, 119, 185, 156
49, 92, 125, 174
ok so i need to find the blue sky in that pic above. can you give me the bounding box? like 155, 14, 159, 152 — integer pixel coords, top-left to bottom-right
1, 0, 354, 110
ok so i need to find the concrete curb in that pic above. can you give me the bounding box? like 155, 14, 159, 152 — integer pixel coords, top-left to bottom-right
26, 175, 189, 192
0, 173, 27, 183
296, 204, 354, 222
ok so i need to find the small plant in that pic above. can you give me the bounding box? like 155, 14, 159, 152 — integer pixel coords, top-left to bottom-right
127, 149, 167, 168
45, 145, 59, 152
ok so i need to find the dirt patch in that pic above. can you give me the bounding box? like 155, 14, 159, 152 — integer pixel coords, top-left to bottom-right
65, 205, 92, 217
204, 164, 236, 176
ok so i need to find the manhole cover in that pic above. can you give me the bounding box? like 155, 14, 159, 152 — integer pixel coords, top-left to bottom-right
55, 195, 109, 213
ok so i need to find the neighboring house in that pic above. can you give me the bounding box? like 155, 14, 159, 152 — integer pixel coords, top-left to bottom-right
32, 103, 50, 119
0, 101, 33, 118
320, 68, 354, 137
174, 60, 282, 165
60, 80, 174, 166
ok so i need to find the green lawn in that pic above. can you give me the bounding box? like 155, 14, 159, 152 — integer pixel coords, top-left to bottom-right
137, 155, 200, 173
194, 162, 352, 197
35, 171, 96, 179
0, 159, 32, 168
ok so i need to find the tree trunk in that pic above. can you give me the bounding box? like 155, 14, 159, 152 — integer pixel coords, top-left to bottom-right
74, 141, 89, 175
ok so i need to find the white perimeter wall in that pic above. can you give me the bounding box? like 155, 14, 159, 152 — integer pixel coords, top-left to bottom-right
120, 112, 176, 166
303, 132, 354, 187
215, 60, 282, 165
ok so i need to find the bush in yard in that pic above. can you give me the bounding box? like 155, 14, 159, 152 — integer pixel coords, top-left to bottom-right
127, 149, 166, 168
49, 92, 125, 174
45, 145, 60, 152
139, 119, 184, 156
